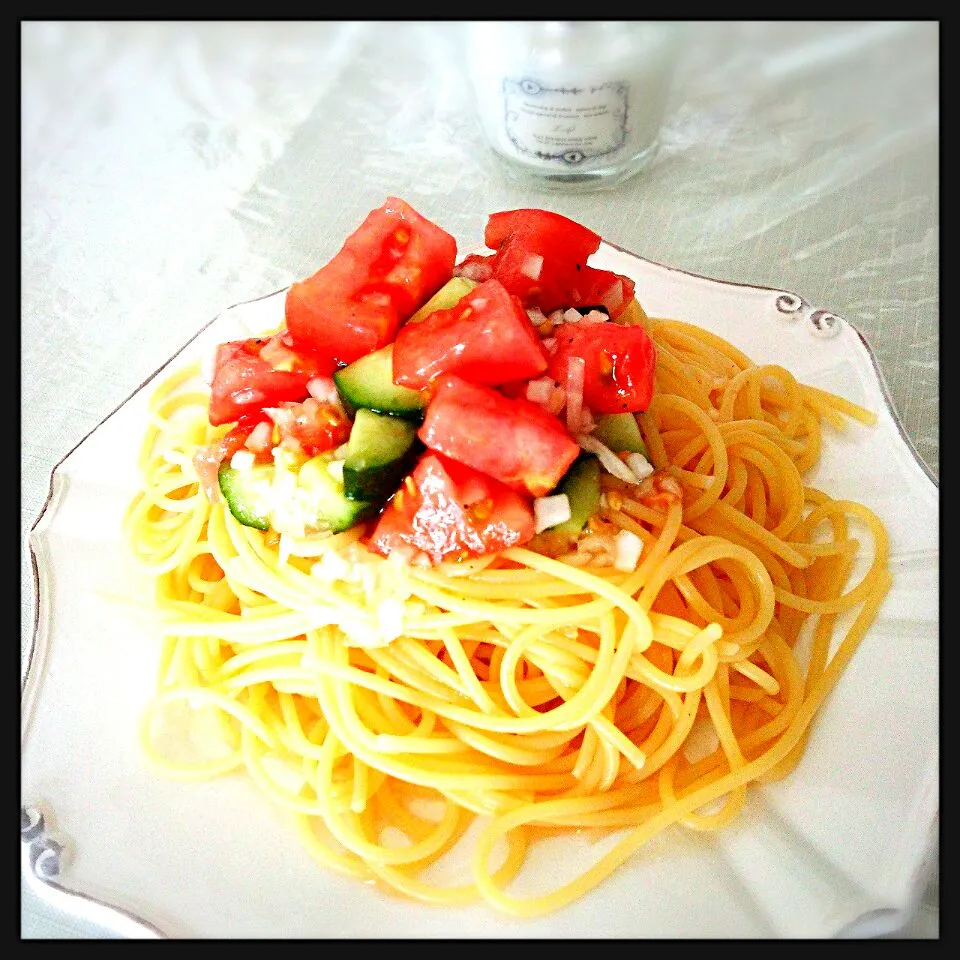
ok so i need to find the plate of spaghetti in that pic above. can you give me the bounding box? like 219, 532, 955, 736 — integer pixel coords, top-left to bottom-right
21, 200, 938, 939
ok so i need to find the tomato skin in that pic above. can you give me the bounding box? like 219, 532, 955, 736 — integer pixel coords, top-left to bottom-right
392, 278, 548, 389
548, 321, 657, 414
418, 376, 580, 498
208, 337, 321, 427
285, 197, 457, 366
368, 452, 535, 564
484, 209, 601, 264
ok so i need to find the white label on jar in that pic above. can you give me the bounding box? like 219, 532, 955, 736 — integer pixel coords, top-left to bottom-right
502, 76, 628, 165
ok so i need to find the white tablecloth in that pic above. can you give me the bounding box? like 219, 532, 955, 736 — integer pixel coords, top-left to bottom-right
21, 20, 938, 938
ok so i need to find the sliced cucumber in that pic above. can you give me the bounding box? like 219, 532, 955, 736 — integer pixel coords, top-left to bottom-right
218, 456, 372, 534
334, 344, 426, 420
592, 412, 649, 457
297, 455, 373, 532
218, 462, 274, 531
550, 455, 602, 536
342, 408, 420, 502
407, 276, 477, 325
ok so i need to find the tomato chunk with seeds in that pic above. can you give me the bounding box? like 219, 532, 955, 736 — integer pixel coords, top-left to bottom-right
208, 335, 328, 427
265, 399, 351, 457
392, 278, 548, 389
369, 452, 535, 564
285, 197, 457, 366
418, 376, 580, 498
549, 321, 657, 414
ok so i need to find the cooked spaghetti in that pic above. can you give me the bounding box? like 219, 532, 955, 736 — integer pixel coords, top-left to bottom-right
123, 301, 890, 918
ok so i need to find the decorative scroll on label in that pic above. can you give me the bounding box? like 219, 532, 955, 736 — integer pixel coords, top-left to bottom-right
502, 77, 628, 165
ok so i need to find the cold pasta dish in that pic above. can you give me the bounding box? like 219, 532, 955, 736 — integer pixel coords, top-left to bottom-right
124, 198, 891, 917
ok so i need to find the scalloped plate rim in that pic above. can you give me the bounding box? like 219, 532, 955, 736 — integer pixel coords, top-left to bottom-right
21, 242, 939, 939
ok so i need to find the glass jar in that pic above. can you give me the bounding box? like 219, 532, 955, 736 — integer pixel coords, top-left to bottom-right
466, 21, 683, 192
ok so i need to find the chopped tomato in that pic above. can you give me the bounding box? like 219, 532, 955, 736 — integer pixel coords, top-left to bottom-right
567, 268, 637, 318
418, 376, 580, 498
548, 321, 657, 414
484, 209, 601, 264
391, 278, 548, 389
256, 330, 334, 377
285, 197, 457, 366
208, 335, 328, 427
476, 208, 636, 319
265, 399, 350, 457
368, 452, 535, 564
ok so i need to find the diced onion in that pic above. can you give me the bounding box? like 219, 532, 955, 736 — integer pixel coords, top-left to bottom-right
259, 337, 297, 371
376, 596, 407, 644
306, 376, 340, 405
541, 336, 557, 354
565, 355, 586, 434
229, 449, 256, 472
526, 306, 548, 326
613, 529, 644, 571
457, 259, 490, 282
327, 459, 345, 482
576, 434, 640, 484
563, 308, 583, 324
525, 377, 554, 405
311, 549, 353, 582
577, 407, 596, 435
600, 279, 625, 315
581, 309, 608, 324
546, 387, 567, 416
534, 493, 572, 534
520, 254, 543, 280
626, 451, 655, 482
245, 420, 274, 453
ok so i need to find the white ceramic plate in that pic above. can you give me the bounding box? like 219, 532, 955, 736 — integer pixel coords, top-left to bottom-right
21, 243, 939, 939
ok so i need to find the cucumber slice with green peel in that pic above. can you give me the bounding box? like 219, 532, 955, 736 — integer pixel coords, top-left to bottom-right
219, 456, 373, 534
297, 455, 373, 532
342, 408, 420, 502
334, 344, 426, 420
407, 276, 477, 325
550, 455, 602, 536
592, 412, 649, 456
218, 462, 274, 530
